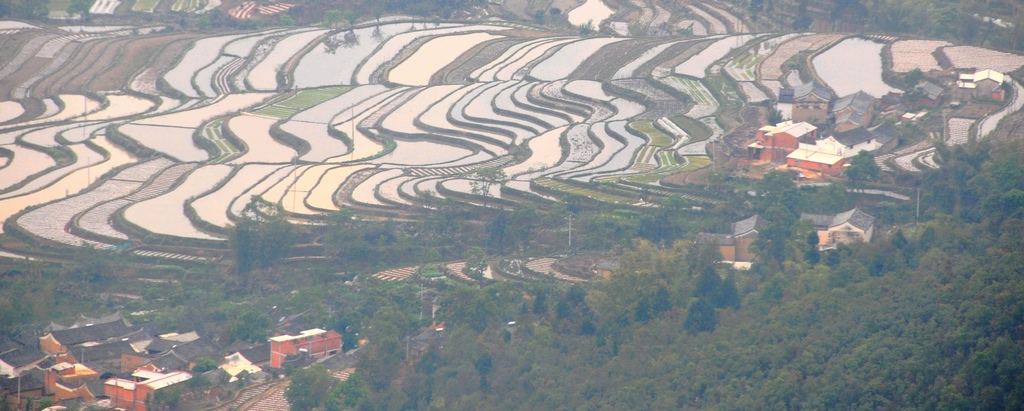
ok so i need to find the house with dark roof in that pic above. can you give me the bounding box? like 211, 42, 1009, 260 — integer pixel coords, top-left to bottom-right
913, 81, 944, 108
0, 346, 46, 377
868, 123, 899, 153
801, 208, 876, 248
40, 318, 141, 355
831, 91, 875, 133
1, 368, 46, 408
124, 338, 218, 374
696, 215, 766, 263
790, 82, 834, 124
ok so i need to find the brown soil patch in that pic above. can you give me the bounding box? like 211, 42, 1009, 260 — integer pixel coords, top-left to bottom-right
0, 30, 38, 69
573, 38, 664, 81
89, 33, 200, 93
434, 37, 518, 85
0, 56, 51, 99
36, 37, 129, 98
644, 39, 714, 75
956, 101, 1001, 118
722, 105, 767, 157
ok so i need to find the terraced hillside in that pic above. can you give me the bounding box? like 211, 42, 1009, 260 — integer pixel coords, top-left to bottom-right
0, 5, 1022, 260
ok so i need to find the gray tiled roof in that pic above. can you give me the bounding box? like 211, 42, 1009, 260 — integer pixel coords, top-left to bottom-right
793, 82, 833, 101
732, 214, 765, 236
70, 340, 134, 362
832, 91, 874, 114
47, 319, 138, 347
801, 209, 875, 230
149, 351, 189, 372
915, 81, 944, 100
835, 110, 866, 127
833, 208, 875, 230
869, 123, 899, 145
0, 336, 21, 355
833, 127, 874, 146
238, 344, 271, 365
0, 346, 45, 368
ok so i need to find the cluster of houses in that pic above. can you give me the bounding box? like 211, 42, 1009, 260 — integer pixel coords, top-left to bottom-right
697, 208, 876, 265
0, 313, 349, 411
754, 68, 1007, 177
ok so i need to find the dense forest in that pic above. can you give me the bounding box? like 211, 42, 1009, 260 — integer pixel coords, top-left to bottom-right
734, 0, 1024, 51
243, 140, 1024, 410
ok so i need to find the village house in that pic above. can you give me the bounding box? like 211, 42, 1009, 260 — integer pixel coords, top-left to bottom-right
0, 346, 46, 377
788, 82, 834, 124
696, 214, 766, 263
269, 328, 342, 368
39, 316, 144, 356
955, 69, 1005, 100
105, 369, 192, 411
825, 125, 898, 158
45, 362, 104, 403
747, 121, 818, 163
831, 91, 875, 133
913, 81, 944, 108
786, 138, 846, 176
122, 337, 218, 374
801, 208, 876, 248
0, 369, 46, 409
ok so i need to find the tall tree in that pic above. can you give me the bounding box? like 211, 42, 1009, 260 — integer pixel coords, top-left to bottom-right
846, 151, 880, 188
230, 196, 295, 274
287, 364, 335, 410
684, 298, 717, 334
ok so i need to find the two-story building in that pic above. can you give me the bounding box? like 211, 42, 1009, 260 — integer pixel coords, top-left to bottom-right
790, 82, 834, 124
269, 328, 342, 368
105, 369, 192, 411
831, 91, 875, 133
801, 208, 876, 248
955, 69, 1005, 100
695, 214, 766, 263
747, 121, 819, 163
786, 138, 847, 176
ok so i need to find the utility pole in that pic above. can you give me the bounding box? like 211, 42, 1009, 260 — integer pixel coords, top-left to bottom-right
916, 188, 921, 225
567, 214, 574, 255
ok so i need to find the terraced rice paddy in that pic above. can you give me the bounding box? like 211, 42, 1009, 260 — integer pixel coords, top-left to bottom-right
675, 35, 758, 78
503, 126, 567, 177
248, 29, 328, 91
307, 165, 371, 211
191, 164, 286, 227
0, 136, 133, 233
534, 178, 630, 203
567, 0, 615, 27
947, 118, 974, 146
889, 40, 950, 72
813, 38, 899, 97
124, 165, 231, 240
942, 46, 1024, 72
390, 32, 504, 86
1, 18, 1022, 255
529, 37, 626, 81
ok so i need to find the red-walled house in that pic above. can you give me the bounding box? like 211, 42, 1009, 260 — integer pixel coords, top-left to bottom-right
786, 139, 847, 176
105, 370, 191, 411
269, 328, 342, 368
748, 121, 818, 163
